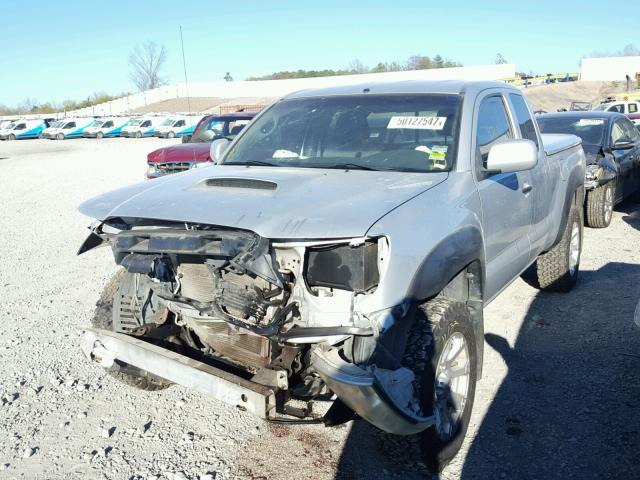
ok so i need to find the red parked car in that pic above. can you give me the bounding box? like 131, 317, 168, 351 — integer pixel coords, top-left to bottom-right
146, 112, 257, 178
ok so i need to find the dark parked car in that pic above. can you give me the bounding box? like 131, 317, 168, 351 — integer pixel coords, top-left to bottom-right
538, 111, 640, 228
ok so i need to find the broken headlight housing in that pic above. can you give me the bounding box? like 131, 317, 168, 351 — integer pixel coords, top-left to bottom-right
585, 164, 603, 182
305, 240, 379, 292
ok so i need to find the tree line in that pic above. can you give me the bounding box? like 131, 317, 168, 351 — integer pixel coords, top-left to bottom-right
246, 55, 462, 81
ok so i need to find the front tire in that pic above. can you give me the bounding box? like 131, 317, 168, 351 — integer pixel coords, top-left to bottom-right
404, 297, 477, 472
7, 133, 15, 141
535, 203, 582, 292
56, 133, 64, 140
135, 131, 142, 138
167, 131, 175, 139
91, 270, 172, 391
96, 131, 104, 139
585, 182, 614, 228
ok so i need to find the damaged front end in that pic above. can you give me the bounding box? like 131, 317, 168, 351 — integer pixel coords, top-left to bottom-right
80, 218, 433, 434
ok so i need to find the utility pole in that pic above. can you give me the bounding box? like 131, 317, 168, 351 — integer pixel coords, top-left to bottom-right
180, 26, 192, 115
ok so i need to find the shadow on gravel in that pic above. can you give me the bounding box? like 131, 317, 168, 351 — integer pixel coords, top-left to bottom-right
460, 262, 640, 480
617, 199, 640, 230
332, 262, 640, 480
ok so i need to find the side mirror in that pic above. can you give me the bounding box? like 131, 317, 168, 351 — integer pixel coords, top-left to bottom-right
210, 138, 231, 163
611, 139, 635, 150
486, 139, 537, 173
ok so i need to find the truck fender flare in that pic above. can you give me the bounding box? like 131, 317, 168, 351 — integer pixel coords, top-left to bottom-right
551, 167, 585, 248
407, 225, 485, 303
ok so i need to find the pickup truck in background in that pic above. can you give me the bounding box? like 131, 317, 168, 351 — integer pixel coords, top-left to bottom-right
145, 112, 256, 178
78, 81, 585, 472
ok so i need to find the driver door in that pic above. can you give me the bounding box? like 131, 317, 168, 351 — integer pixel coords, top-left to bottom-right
473, 93, 533, 301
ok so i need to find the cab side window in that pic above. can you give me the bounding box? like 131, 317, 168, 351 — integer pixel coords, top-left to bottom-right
629, 103, 638, 114
620, 118, 639, 141
609, 104, 625, 113
611, 120, 627, 145
476, 95, 513, 172
509, 93, 539, 148
103, 121, 113, 128
141, 121, 151, 127
175, 120, 185, 127
15, 123, 26, 130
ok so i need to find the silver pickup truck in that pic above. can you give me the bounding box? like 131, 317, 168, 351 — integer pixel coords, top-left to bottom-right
78, 80, 585, 471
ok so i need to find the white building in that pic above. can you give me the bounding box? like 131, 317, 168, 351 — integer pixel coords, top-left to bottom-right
581, 56, 640, 81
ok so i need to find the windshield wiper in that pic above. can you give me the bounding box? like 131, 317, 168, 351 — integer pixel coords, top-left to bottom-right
318, 163, 379, 171
223, 161, 280, 167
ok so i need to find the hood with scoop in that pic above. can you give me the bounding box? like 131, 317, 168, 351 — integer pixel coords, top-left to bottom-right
80, 165, 447, 239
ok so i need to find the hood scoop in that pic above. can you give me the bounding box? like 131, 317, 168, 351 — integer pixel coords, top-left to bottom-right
199, 177, 278, 191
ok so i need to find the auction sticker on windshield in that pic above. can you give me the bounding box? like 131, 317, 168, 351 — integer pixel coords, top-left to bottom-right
387, 116, 447, 130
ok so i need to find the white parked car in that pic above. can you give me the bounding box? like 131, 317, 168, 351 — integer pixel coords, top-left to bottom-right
42, 118, 96, 140
154, 117, 193, 139
0, 119, 47, 140
83, 118, 130, 138
593, 100, 640, 114
120, 118, 158, 138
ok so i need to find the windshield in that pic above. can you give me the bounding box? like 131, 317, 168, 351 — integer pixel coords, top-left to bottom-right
223, 95, 461, 172
592, 104, 609, 111
537, 116, 606, 146
2, 122, 15, 130
161, 118, 175, 126
129, 119, 142, 126
191, 116, 252, 143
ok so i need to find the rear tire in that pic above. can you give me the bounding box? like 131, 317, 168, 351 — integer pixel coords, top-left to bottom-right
403, 297, 477, 472
535, 203, 582, 292
91, 270, 172, 391
585, 182, 614, 228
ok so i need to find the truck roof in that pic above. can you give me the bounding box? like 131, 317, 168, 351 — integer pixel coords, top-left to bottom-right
284, 80, 517, 99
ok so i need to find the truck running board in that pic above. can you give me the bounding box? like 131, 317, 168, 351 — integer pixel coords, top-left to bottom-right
81, 328, 277, 419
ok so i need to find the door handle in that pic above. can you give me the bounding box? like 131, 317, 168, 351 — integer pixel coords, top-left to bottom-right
522, 183, 533, 194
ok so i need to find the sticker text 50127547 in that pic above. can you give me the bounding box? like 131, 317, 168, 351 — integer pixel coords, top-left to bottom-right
387, 116, 447, 130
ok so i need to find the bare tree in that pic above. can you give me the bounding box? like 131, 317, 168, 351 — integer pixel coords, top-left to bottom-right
495, 53, 508, 64
129, 41, 168, 91
585, 43, 640, 58
347, 59, 368, 74
223, 72, 234, 82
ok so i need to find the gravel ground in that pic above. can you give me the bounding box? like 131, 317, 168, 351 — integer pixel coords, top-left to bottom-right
0, 138, 639, 480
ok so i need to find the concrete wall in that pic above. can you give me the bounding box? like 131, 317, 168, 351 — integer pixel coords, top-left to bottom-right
581, 56, 640, 81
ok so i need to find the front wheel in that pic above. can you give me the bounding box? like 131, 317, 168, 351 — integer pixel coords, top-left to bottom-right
7, 133, 15, 141
535, 203, 582, 292
56, 133, 64, 140
585, 182, 614, 228
167, 131, 175, 139
96, 131, 104, 139
135, 131, 142, 138
403, 297, 477, 472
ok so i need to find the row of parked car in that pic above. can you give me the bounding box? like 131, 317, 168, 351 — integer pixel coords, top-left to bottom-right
0, 115, 203, 141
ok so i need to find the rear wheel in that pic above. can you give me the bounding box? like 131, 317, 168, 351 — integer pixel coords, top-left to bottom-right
585, 182, 614, 228
535, 203, 582, 292
91, 270, 172, 391
38, 132, 44, 139
403, 297, 477, 472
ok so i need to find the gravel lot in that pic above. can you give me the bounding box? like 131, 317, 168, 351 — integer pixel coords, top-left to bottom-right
0, 138, 639, 480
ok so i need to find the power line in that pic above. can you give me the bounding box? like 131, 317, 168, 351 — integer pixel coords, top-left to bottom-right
180, 26, 192, 115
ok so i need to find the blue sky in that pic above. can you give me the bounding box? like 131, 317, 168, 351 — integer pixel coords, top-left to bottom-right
1, 0, 638, 106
